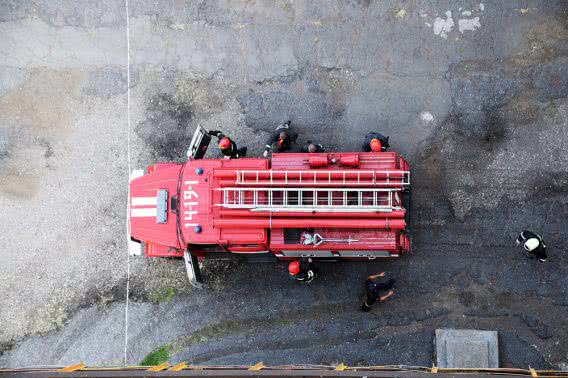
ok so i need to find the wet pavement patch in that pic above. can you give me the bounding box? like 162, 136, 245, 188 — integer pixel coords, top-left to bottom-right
237, 87, 343, 133
499, 332, 553, 369
136, 92, 194, 161
515, 314, 553, 340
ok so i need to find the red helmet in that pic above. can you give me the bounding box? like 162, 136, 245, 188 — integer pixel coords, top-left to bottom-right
288, 261, 300, 275
370, 138, 382, 152
218, 137, 231, 150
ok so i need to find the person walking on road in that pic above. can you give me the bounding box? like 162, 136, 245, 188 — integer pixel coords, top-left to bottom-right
288, 258, 318, 284
263, 121, 298, 156
361, 272, 395, 312
516, 230, 548, 262
362, 131, 390, 152
208, 130, 247, 159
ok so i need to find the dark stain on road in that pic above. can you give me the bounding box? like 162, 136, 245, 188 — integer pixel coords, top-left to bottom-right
136, 92, 194, 161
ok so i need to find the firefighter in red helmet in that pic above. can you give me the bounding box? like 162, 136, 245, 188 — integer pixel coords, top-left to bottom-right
362, 131, 389, 152
288, 258, 318, 284
208, 130, 247, 159
370, 138, 382, 152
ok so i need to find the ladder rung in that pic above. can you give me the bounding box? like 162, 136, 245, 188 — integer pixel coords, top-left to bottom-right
313, 190, 317, 206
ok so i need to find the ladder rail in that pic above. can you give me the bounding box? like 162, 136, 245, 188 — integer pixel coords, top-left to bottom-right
234, 169, 410, 186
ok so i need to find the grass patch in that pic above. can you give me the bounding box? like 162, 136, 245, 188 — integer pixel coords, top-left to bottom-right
140, 344, 171, 366
138, 302, 353, 365
147, 287, 177, 304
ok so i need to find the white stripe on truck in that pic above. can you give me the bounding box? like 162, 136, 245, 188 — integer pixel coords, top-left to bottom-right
131, 208, 157, 217
131, 197, 157, 206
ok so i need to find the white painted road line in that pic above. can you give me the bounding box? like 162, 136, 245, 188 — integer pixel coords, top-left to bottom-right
124, 0, 132, 366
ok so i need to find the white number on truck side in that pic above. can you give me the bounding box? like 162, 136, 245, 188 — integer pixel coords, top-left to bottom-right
183, 180, 199, 228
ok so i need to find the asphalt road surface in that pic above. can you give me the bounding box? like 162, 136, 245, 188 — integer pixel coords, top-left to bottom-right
1, 0, 567, 370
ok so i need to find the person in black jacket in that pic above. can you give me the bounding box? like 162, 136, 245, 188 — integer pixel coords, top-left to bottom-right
516, 230, 547, 262
208, 130, 247, 159
362, 131, 390, 152
263, 121, 298, 157
361, 272, 395, 312
301, 141, 325, 153
288, 258, 318, 284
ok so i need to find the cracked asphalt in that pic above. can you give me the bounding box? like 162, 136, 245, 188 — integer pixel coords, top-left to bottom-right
1, 0, 567, 370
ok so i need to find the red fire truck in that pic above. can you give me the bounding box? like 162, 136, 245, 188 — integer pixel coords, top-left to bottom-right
128, 127, 411, 287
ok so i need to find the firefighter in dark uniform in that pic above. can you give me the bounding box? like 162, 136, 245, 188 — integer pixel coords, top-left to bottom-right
301, 141, 325, 153
288, 258, 318, 284
516, 230, 548, 262
208, 130, 247, 159
263, 121, 298, 157
362, 131, 390, 152
361, 272, 395, 312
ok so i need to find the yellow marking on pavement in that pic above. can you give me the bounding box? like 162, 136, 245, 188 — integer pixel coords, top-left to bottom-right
147, 362, 169, 371
169, 362, 187, 371
58, 363, 85, 372
249, 362, 265, 371
335, 363, 347, 371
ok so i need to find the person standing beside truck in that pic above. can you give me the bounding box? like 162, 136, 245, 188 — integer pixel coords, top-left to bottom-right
208, 130, 247, 159
516, 230, 548, 262
362, 131, 390, 152
288, 258, 318, 284
301, 141, 326, 153
361, 272, 395, 312
263, 121, 298, 157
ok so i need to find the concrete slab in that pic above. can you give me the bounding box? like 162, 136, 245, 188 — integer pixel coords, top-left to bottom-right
436, 329, 499, 368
